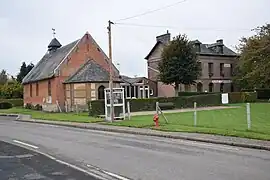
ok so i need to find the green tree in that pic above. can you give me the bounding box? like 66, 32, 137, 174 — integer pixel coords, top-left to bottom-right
0, 70, 8, 85
158, 34, 201, 96
17, 62, 34, 83
234, 24, 270, 89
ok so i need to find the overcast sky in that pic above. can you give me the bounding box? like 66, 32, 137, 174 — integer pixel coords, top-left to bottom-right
0, 0, 269, 77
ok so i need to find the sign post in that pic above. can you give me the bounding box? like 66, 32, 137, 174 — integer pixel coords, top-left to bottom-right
194, 102, 197, 127
246, 103, 251, 130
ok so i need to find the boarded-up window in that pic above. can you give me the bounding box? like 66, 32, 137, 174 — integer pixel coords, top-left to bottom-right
74, 90, 86, 98
74, 83, 85, 90
74, 98, 86, 105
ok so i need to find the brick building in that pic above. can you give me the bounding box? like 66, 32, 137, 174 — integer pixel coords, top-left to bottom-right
145, 31, 239, 97
22, 32, 120, 112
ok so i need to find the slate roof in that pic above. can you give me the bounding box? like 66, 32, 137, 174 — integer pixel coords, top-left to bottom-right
145, 39, 238, 59
120, 75, 145, 84
64, 60, 121, 83
22, 39, 79, 84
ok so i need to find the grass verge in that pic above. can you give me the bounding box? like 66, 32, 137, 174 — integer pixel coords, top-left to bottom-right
106, 103, 270, 140
0, 107, 102, 123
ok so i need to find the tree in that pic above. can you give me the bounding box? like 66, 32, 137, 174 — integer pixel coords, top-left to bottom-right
158, 34, 201, 96
234, 24, 270, 89
0, 70, 8, 85
17, 62, 34, 83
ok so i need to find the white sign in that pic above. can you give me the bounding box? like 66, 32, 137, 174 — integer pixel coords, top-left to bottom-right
224, 64, 231, 68
212, 80, 232, 84
221, 93, 229, 104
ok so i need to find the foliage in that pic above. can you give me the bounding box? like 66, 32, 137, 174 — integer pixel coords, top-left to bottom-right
25, 103, 34, 109
88, 92, 258, 115
0, 102, 12, 109
0, 82, 23, 99
234, 24, 270, 89
0, 70, 8, 85
16, 62, 34, 83
158, 34, 201, 96
178, 92, 215, 96
255, 88, 270, 99
0, 99, 23, 107
229, 92, 257, 103
34, 104, 43, 111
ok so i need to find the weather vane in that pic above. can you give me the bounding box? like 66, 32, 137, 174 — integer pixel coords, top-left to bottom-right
52, 28, 56, 38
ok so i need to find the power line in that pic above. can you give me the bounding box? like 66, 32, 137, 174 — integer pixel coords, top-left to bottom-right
115, 22, 252, 32
115, 0, 187, 22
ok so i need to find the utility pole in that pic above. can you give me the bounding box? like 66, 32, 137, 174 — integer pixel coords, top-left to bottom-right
108, 20, 114, 122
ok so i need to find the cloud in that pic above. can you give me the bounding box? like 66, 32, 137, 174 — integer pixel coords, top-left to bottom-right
0, 0, 269, 76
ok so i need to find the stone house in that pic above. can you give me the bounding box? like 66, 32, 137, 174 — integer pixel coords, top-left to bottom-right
22, 32, 120, 112
145, 31, 239, 97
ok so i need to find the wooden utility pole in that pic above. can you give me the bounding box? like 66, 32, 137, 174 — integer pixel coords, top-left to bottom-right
108, 20, 114, 122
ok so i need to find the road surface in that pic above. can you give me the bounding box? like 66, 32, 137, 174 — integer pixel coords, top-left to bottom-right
0, 119, 270, 180
0, 140, 99, 180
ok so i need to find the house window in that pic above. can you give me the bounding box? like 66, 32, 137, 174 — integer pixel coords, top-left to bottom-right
30, 84, 32, 97
131, 86, 135, 98
184, 84, 190, 92
220, 63, 224, 76
230, 64, 233, 76
36, 83, 39, 96
48, 80, 51, 96
126, 86, 131, 98
209, 83, 214, 92
220, 83, 224, 92
208, 63, 213, 77
197, 82, 203, 92
145, 86, 149, 98
150, 89, 154, 96
198, 62, 202, 76
98, 85, 105, 99
134, 86, 138, 98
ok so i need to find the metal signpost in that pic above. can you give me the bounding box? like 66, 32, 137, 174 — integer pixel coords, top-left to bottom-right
104, 88, 125, 121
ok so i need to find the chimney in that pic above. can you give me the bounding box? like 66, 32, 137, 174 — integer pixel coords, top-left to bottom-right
156, 30, 171, 44
194, 40, 201, 53
216, 39, 224, 54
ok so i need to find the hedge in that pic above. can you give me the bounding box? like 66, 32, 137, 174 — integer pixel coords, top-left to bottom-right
178, 92, 215, 96
0, 102, 12, 109
228, 92, 257, 103
0, 99, 23, 107
88, 92, 258, 116
241, 88, 270, 100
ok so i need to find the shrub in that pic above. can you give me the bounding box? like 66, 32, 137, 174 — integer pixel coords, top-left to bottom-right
0, 99, 23, 107
0, 102, 12, 109
229, 92, 257, 103
88, 100, 105, 116
178, 92, 214, 96
34, 104, 42, 111
25, 103, 33, 109
255, 88, 270, 100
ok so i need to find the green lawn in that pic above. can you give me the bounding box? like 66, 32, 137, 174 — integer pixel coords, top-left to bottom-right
0, 107, 102, 123
108, 103, 270, 140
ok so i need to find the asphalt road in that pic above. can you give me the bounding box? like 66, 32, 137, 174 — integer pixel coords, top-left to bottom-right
0, 119, 270, 180
0, 140, 99, 180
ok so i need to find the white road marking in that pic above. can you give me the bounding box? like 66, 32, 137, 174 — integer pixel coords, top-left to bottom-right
13, 140, 39, 149
102, 170, 131, 180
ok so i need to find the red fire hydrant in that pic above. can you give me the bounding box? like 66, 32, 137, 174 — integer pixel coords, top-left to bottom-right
153, 114, 159, 128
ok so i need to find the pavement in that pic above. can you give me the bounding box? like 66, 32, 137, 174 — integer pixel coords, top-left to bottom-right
0, 140, 100, 180
0, 118, 270, 180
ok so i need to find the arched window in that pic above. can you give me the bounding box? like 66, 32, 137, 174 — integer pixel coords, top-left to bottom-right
197, 82, 203, 92
98, 85, 105, 99
209, 83, 214, 92
220, 83, 224, 93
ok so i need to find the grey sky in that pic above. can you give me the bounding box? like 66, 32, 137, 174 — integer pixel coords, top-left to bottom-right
0, 0, 269, 77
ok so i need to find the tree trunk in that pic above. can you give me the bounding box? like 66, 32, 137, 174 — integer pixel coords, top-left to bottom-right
174, 83, 179, 97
